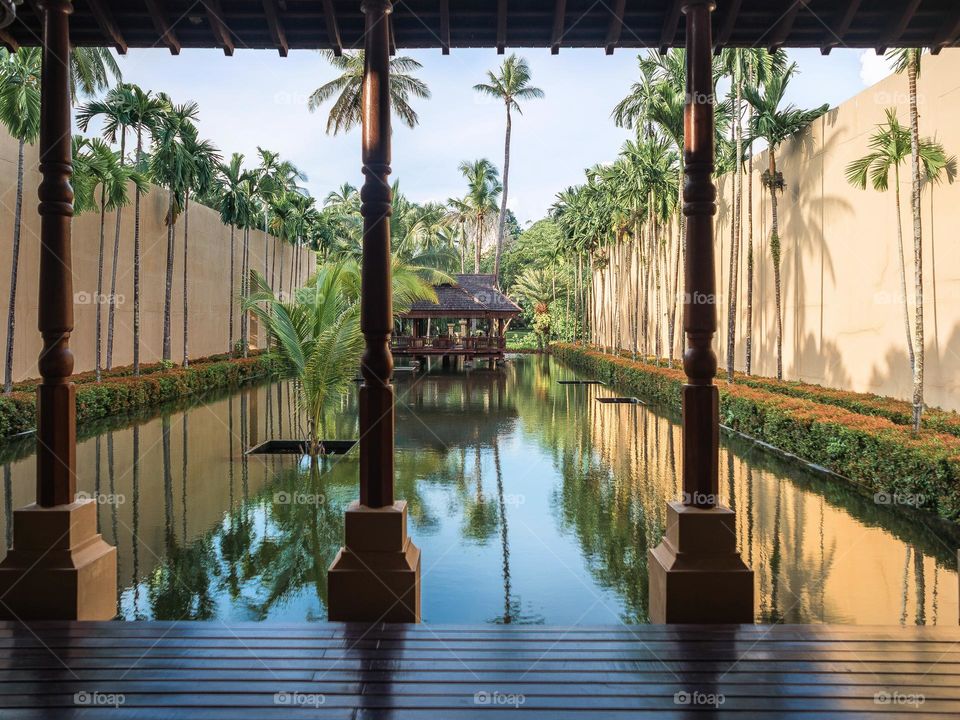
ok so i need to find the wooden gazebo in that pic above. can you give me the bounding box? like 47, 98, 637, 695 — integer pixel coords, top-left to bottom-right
393, 274, 521, 363
0, 1, 957, 630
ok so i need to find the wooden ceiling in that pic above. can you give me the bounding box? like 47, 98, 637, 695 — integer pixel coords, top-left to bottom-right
1, 1, 958, 57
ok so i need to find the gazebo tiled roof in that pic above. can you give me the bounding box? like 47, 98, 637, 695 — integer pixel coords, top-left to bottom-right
403, 274, 521, 319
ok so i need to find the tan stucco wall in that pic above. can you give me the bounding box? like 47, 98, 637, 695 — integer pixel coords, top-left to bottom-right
0, 130, 315, 382
592, 50, 960, 412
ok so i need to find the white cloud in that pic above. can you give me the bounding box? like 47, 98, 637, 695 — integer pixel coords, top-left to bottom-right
859, 51, 895, 87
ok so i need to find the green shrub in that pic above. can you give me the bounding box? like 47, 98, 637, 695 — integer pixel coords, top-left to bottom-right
552, 343, 960, 523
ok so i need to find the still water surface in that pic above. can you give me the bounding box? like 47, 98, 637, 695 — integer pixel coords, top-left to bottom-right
1, 356, 957, 624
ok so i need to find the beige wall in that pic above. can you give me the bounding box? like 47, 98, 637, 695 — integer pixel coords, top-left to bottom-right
0, 130, 315, 382
592, 50, 960, 412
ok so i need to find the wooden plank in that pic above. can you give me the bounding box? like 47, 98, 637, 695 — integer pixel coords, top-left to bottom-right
820, 0, 863, 54
604, 0, 627, 55
86, 0, 127, 54
931, 7, 960, 54
550, 0, 566, 54
878, 0, 923, 52
204, 0, 235, 56
768, 0, 806, 52
322, 0, 343, 56
658, 0, 683, 54
143, 0, 181, 54
439, 0, 451, 55
497, 0, 507, 54
714, 0, 742, 50
262, 0, 289, 57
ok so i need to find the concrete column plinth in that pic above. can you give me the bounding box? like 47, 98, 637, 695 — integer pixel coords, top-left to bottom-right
0, 500, 117, 620
648, 501, 754, 624
327, 500, 421, 623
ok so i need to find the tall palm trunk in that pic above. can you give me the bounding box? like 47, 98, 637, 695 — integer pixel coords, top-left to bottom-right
667, 167, 684, 366
474, 216, 483, 273
769, 150, 784, 380
95, 186, 107, 382
907, 54, 924, 431
726, 70, 743, 381
745, 106, 755, 375
182, 192, 191, 367
494, 104, 512, 286
228, 225, 236, 354
106, 132, 126, 370
133, 127, 144, 376
162, 191, 176, 363
3, 139, 25, 394
893, 165, 915, 371
241, 227, 250, 357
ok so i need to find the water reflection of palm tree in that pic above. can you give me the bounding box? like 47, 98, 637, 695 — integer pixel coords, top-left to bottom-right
493, 440, 512, 624
3, 464, 11, 549
131, 426, 143, 619
913, 545, 925, 625
462, 444, 498, 543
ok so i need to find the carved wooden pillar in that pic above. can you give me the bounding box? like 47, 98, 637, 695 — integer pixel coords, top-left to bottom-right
0, 0, 117, 621
327, 0, 420, 623
647, 0, 753, 624
358, 0, 395, 509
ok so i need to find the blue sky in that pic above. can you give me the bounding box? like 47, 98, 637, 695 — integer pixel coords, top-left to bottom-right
101, 46, 895, 225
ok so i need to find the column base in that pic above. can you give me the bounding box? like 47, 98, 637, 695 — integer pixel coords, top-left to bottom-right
648, 501, 754, 624
0, 500, 117, 621
327, 500, 421, 623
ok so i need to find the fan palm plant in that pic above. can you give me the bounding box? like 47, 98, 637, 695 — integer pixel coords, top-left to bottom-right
309, 50, 430, 135
474, 55, 544, 286
744, 63, 828, 380
845, 108, 949, 379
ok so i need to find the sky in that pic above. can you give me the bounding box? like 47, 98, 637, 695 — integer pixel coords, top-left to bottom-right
96, 46, 897, 226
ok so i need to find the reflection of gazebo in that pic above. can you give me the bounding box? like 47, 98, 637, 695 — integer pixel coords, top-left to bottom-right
393, 274, 520, 361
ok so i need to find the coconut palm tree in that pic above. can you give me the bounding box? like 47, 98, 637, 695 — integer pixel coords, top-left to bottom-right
70, 47, 122, 101
473, 55, 544, 286
743, 63, 828, 380
845, 107, 949, 378
309, 50, 430, 135
0, 48, 40, 393
215, 153, 253, 354
458, 159, 502, 272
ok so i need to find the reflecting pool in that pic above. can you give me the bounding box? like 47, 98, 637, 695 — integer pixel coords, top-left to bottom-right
1, 356, 957, 624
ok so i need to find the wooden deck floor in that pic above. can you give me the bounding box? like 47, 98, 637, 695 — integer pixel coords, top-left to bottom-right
2, 621, 959, 718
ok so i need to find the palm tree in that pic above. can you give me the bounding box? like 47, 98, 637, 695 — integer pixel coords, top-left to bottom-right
0, 48, 40, 393
77, 84, 136, 371
845, 107, 948, 378
511, 267, 559, 351
179, 126, 220, 367
743, 63, 828, 380
69, 47, 122, 101
474, 55, 544, 286
215, 153, 253, 354
75, 139, 147, 381
125, 85, 168, 375
309, 50, 430, 135
445, 197, 472, 273
458, 159, 502, 272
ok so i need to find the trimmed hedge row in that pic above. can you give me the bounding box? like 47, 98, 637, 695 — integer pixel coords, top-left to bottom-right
0, 354, 283, 440
553, 343, 960, 523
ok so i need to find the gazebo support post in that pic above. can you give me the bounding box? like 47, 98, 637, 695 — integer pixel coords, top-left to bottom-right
0, 0, 117, 621
327, 0, 421, 623
648, 0, 753, 624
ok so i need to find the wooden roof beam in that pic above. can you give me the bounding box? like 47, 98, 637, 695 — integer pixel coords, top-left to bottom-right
550, 0, 566, 55
261, 0, 289, 57
604, 0, 626, 55
144, 0, 181, 55
389, 13, 397, 56
440, 0, 451, 55
321, 0, 342, 56
930, 8, 960, 55
0, 29, 17, 52
659, 0, 683, 54
820, 0, 862, 55
714, 0, 742, 52
497, 0, 507, 54
877, 0, 922, 54
87, 0, 128, 54
768, 0, 806, 52
203, 0, 234, 56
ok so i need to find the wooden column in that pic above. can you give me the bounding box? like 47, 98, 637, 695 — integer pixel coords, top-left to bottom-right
358, 0, 394, 509
327, 0, 420, 623
647, 0, 753, 625
680, 0, 719, 509
0, 0, 117, 621
36, 0, 76, 508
